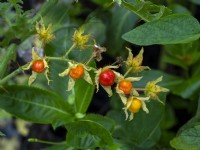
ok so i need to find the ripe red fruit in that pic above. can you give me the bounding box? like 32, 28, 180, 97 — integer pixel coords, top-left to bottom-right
32, 60, 45, 73
99, 69, 115, 86
118, 80, 133, 94
69, 65, 84, 79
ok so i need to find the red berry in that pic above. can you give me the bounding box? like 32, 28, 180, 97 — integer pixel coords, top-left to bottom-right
32, 60, 45, 73
99, 69, 115, 86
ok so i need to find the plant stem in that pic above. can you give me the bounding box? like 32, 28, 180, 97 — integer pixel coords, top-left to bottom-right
47, 56, 71, 62
64, 43, 76, 58
0, 65, 25, 85
28, 138, 64, 145
124, 68, 132, 77
85, 56, 94, 65
0, 57, 72, 85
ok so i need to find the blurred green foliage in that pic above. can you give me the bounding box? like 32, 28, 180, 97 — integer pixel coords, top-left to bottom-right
0, 0, 200, 150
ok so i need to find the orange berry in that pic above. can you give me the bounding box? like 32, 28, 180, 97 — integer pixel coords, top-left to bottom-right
32, 60, 45, 73
69, 65, 84, 79
118, 80, 133, 94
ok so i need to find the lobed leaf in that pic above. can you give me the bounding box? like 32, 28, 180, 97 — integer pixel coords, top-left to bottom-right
122, 14, 200, 46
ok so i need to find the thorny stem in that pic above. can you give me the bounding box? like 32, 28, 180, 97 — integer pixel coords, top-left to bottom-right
28, 138, 64, 145
124, 67, 132, 77
64, 43, 76, 58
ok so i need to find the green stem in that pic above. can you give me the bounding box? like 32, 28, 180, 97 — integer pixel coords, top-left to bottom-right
85, 56, 94, 65
28, 138, 64, 145
47, 56, 71, 62
64, 43, 76, 58
0, 48, 97, 85
0, 57, 72, 85
0, 65, 25, 85
124, 68, 132, 77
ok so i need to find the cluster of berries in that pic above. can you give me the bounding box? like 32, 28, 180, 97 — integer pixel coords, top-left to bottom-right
23, 21, 169, 121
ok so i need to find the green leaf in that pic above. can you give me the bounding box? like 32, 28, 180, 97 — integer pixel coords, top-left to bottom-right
0, 109, 11, 118
31, 0, 59, 24
0, 85, 74, 128
1, 11, 33, 46
92, 0, 113, 7
178, 97, 200, 134
83, 18, 106, 44
190, 0, 200, 5
0, 2, 15, 37
162, 41, 200, 69
0, 131, 5, 136
169, 3, 191, 14
41, 1, 69, 32
74, 75, 95, 113
160, 104, 177, 130
66, 120, 114, 149
172, 75, 200, 99
0, 44, 17, 79
121, 0, 171, 22
107, 6, 138, 57
170, 96, 200, 150
122, 14, 200, 46
83, 114, 115, 131
170, 124, 200, 150
7, 0, 23, 15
